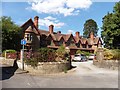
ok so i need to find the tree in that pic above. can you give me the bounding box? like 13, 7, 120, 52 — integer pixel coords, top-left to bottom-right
101, 2, 120, 49
1, 16, 22, 51
83, 19, 98, 38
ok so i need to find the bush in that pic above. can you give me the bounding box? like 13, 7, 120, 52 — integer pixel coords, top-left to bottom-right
56, 46, 67, 61
2, 49, 17, 59
76, 50, 91, 56
24, 48, 56, 67
37, 48, 56, 62
112, 49, 120, 60
103, 48, 120, 60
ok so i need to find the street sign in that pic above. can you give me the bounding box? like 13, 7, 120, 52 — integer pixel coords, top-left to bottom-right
21, 39, 26, 45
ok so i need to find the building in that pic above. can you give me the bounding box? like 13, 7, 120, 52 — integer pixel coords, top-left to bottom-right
21, 16, 102, 57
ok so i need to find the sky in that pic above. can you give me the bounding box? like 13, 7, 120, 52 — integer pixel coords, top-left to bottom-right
1, 0, 119, 37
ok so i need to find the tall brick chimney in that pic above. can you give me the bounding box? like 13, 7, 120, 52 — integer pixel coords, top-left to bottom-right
75, 32, 80, 38
90, 32, 94, 40
49, 25, 54, 34
34, 16, 39, 29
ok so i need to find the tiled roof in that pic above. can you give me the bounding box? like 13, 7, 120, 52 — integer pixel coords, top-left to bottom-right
94, 37, 100, 44
81, 38, 87, 44
21, 18, 102, 46
21, 18, 40, 35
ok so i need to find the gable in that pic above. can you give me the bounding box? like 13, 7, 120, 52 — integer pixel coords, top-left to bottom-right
21, 19, 40, 35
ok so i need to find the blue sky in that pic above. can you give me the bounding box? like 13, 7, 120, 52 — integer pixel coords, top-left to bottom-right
2, 0, 118, 37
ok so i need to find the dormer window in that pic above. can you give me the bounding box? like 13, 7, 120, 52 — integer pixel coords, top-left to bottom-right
25, 33, 32, 41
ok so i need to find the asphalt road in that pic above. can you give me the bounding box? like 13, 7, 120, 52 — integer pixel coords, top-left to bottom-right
0, 61, 118, 88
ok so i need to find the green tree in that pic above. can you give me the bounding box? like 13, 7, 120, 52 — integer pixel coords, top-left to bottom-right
1, 16, 22, 51
83, 19, 98, 38
101, 2, 120, 49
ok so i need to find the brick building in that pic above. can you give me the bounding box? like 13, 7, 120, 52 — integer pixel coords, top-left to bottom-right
21, 16, 102, 57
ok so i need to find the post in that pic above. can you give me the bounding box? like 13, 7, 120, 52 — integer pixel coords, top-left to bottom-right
20, 45, 24, 70
20, 39, 26, 70
5, 51, 6, 60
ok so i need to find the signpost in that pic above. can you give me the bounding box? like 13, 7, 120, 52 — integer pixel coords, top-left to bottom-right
21, 39, 26, 70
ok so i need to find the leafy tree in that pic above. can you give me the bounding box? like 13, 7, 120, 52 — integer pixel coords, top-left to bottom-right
1, 16, 22, 51
101, 2, 120, 49
83, 19, 98, 38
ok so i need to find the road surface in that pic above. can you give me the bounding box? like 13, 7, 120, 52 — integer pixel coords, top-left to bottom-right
0, 61, 118, 88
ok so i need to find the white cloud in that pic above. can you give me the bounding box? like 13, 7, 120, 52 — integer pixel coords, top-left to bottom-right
27, 0, 92, 16
39, 16, 65, 28
67, 29, 75, 34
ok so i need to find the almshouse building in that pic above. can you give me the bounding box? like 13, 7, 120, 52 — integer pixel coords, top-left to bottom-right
21, 16, 102, 57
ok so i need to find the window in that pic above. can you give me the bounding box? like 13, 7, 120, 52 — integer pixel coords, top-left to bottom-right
25, 33, 32, 41
58, 41, 62, 46
82, 44, 86, 48
88, 45, 92, 48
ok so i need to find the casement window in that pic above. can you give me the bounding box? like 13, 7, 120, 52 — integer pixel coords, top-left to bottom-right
25, 33, 32, 41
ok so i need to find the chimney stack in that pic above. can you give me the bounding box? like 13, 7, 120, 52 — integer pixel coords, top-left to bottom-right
75, 32, 80, 38
49, 25, 54, 34
34, 16, 39, 29
57, 31, 61, 34
90, 32, 94, 40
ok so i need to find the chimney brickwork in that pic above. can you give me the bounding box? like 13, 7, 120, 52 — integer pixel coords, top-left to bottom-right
75, 32, 80, 38
49, 25, 54, 34
34, 16, 39, 29
90, 32, 94, 40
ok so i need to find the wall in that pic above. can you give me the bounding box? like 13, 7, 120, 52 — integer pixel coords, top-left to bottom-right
93, 60, 118, 70
17, 61, 71, 74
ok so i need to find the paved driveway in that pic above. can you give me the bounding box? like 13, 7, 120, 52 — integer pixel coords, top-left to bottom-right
1, 61, 118, 88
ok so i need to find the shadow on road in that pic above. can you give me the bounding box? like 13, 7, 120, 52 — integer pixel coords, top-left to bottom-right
0, 60, 18, 80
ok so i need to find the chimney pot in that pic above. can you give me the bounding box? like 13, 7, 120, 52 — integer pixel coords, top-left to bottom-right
57, 31, 61, 34
34, 16, 39, 29
49, 25, 54, 34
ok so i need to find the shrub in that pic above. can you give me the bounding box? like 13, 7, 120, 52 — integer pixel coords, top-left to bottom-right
103, 48, 120, 60
76, 50, 91, 56
37, 48, 56, 62
2, 49, 17, 59
56, 46, 67, 61
24, 48, 56, 67
112, 49, 120, 60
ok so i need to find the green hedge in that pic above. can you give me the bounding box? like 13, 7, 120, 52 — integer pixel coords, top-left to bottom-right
2, 49, 16, 57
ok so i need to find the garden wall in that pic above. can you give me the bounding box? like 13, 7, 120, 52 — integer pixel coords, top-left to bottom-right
93, 60, 118, 70
17, 60, 71, 74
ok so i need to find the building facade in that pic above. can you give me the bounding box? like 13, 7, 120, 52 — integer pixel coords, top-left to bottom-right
21, 16, 102, 57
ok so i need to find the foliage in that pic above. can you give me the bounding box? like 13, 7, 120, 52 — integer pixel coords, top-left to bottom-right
24, 48, 56, 67
76, 50, 91, 56
37, 48, 56, 62
103, 48, 114, 60
112, 49, 120, 60
2, 49, 16, 56
1, 16, 22, 51
2, 49, 17, 59
3, 49, 16, 53
101, 2, 120, 49
83, 19, 98, 38
56, 45, 67, 61
103, 48, 120, 60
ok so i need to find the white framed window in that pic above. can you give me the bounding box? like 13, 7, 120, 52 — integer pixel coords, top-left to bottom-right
25, 33, 32, 41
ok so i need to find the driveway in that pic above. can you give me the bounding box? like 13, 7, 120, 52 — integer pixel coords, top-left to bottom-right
1, 61, 118, 88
